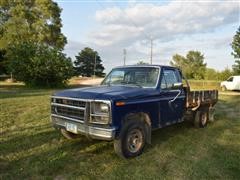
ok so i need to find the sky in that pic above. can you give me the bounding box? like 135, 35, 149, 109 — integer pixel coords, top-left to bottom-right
56, 0, 240, 73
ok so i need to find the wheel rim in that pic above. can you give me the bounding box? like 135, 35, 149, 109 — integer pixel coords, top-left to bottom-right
201, 112, 207, 125
127, 129, 143, 153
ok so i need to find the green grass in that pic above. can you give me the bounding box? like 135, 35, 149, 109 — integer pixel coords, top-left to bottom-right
1, 82, 240, 179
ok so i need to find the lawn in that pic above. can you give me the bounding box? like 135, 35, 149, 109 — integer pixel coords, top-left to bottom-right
1, 82, 240, 179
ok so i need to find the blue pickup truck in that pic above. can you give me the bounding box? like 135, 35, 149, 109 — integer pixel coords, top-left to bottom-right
51, 65, 218, 158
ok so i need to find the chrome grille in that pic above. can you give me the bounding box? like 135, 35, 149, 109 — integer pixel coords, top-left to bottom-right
54, 106, 84, 120
51, 97, 86, 122
55, 99, 86, 108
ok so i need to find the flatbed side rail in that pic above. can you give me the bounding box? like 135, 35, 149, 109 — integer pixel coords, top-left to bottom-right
186, 90, 218, 110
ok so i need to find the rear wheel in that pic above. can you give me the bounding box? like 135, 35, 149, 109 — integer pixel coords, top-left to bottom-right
114, 119, 146, 158
194, 110, 208, 128
208, 108, 215, 122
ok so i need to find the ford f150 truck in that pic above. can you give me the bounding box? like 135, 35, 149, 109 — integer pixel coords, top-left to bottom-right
51, 65, 218, 158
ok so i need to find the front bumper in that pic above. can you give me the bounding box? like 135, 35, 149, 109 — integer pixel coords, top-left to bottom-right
51, 114, 116, 140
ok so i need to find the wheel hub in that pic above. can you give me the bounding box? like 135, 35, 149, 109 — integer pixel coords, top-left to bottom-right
127, 129, 143, 153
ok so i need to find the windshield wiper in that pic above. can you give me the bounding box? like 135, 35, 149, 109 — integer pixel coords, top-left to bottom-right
120, 81, 142, 88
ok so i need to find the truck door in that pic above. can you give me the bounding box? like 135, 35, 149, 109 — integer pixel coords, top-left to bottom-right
159, 68, 186, 126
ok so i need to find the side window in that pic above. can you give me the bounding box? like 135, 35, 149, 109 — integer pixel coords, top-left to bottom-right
227, 77, 233, 82
161, 69, 180, 90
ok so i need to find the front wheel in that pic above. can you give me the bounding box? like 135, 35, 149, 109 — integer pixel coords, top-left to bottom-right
114, 120, 146, 158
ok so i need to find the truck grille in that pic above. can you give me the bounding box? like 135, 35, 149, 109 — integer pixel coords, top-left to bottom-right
51, 97, 86, 122
55, 99, 86, 108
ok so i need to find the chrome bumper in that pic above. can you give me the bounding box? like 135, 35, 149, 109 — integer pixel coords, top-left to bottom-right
51, 114, 116, 140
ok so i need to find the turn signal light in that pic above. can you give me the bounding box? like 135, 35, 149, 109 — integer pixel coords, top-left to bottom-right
116, 101, 125, 106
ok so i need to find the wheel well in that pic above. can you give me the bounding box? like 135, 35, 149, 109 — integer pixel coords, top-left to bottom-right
123, 112, 151, 126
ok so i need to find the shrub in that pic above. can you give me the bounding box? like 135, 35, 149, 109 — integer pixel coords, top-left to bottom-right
7, 42, 74, 87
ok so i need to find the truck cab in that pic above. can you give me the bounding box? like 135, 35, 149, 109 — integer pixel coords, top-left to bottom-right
51, 65, 218, 158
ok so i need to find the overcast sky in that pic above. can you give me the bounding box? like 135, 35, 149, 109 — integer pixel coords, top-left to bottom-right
56, 0, 240, 73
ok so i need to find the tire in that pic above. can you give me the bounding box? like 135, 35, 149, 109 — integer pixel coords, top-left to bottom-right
221, 86, 227, 91
60, 128, 80, 139
194, 110, 208, 128
114, 119, 147, 158
208, 108, 215, 122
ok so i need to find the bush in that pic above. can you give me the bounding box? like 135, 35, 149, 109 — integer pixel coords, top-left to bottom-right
204, 68, 233, 81
7, 42, 74, 87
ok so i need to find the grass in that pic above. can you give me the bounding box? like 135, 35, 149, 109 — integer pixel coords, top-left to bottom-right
1, 82, 240, 179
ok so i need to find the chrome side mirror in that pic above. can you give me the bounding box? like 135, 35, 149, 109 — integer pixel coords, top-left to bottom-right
172, 82, 183, 89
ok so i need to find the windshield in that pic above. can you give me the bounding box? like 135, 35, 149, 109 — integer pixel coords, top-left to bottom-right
101, 67, 160, 88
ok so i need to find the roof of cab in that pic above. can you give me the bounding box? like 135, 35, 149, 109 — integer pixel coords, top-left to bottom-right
233, 75, 240, 79
114, 64, 179, 69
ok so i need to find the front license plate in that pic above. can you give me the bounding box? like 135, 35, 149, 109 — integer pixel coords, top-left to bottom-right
66, 123, 77, 134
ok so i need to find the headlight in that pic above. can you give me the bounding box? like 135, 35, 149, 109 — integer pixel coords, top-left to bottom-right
91, 102, 109, 114
90, 101, 111, 124
100, 103, 109, 113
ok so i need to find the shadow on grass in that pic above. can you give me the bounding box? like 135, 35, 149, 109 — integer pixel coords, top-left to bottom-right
0, 120, 208, 179
0, 130, 110, 178
0, 122, 106, 157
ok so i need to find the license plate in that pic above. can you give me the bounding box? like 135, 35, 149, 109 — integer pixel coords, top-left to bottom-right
66, 123, 77, 134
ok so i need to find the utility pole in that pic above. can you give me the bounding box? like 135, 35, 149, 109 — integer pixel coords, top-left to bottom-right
123, 49, 126, 66
150, 36, 153, 64
93, 53, 96, 78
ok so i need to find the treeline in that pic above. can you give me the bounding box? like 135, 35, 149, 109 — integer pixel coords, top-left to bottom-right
170, 50, 234, 81
170, 26, 240, 80
204, 68, 233, 81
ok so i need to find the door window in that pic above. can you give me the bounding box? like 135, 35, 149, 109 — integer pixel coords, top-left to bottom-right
227, 77, 233, 82
161, 69, 180, 90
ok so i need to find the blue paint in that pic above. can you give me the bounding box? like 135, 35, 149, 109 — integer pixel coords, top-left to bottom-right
53, 65, 187, 135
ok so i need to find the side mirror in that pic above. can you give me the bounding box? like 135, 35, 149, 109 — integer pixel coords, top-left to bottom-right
172, 82, 183, 89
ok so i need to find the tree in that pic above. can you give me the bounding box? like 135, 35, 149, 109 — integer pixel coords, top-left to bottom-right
231, 26, 240, 74
218, 68, 233, 80
204, 67, 233, 80
74, 47, 105, 77
137, 60, 149, 65
0, 0, 66, 50
170, 51, 207, 79
170, 54, 191, 78
7, 42, 74, 87
205, 68, 218, 80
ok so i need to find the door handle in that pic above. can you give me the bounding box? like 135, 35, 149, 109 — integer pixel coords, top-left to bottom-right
169, 90, 181, 103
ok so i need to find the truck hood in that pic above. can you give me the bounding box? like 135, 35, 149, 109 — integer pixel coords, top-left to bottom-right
53, 85, 157, 101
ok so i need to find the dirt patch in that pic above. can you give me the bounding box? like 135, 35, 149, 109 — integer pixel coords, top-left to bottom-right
77, 77, 104, 85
